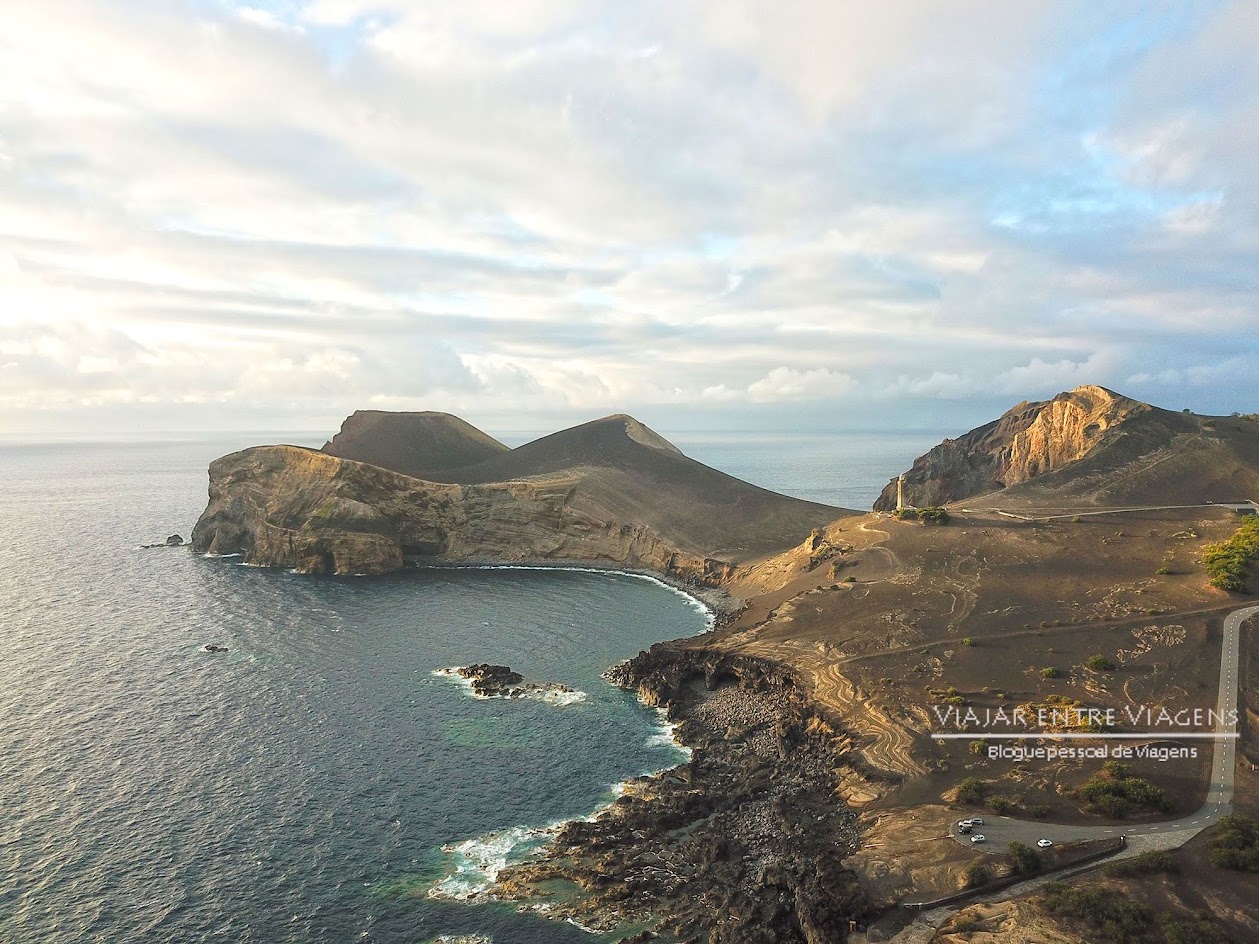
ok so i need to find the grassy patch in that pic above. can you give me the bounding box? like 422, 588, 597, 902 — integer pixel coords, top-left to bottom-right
1201, 516, 1259, 592
1106, 850, 1178, 876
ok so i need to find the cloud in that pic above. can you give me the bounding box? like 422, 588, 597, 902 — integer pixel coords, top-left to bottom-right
0, 1, 1257, 432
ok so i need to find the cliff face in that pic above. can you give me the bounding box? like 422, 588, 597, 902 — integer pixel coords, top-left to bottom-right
193, 413, 847, 581
874, 385, 1149, 509
191, 445, 747, 582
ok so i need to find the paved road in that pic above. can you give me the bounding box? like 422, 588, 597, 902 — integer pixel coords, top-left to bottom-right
951, 603, 1259, 854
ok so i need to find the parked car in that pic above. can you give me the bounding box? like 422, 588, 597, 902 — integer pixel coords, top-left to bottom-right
971, 834, 986, 843
970, 817, 984, 825
959, 824, 972, 834
1037, 838, 1053, 849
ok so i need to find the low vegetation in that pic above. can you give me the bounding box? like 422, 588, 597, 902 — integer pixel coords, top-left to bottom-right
1087, 654, 1118, 672
1041, 666, 1062, 678
1038, 882, 1230, 944
917, 506, 950, 524
955, 776, 987, 804
1208, 814, 1259, 871
1201, 515, 1259, 592
1106, 850, 1178, 877
963, 860, 993, 889
1078, 762, 1171, 818
894, 506, 950, 524
1006, 841, 1042, 875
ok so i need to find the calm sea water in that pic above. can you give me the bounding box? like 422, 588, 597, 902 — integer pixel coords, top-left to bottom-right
0, 430, 938, 943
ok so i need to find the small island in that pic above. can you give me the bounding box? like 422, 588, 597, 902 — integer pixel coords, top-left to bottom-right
435, 664, 583, 704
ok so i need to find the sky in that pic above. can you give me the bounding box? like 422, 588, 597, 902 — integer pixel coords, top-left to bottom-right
1, 0, 1257, 436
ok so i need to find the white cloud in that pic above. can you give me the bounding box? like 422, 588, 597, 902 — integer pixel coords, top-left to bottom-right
0, 1, 1257, 431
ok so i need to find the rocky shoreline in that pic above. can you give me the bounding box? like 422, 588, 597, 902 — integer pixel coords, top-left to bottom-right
491, 642, 882, 942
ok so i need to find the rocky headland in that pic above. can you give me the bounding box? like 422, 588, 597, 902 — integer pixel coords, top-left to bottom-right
191, 413, 844, 580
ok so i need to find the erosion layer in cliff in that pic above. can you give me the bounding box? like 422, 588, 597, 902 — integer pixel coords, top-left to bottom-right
875, 384, 1259, 509
192, 413, 848, 579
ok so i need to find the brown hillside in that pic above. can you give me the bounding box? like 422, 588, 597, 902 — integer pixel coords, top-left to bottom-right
194, 413, 848, 577
876, 385, 1259, 509
322, 410, 508, 478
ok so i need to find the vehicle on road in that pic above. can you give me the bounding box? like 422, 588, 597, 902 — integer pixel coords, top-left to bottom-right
970, 817, 983, 825
970, 835, 986, 844
1037, 839, 1053, 848
959, 825, 972, 834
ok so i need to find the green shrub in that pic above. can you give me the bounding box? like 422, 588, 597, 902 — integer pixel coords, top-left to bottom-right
1078, 767, 1171, 818
988, 796, 1019, 815
1155, 566, 1172, 575
1038, 883, 1152, 941
1209, 813, 1259, 871
955, 776, 987, 804
918, 506, 951, 525
1202, 516, 1259, 592
963, 861, 993, 889
1159, 914, 1232, 944
961, 637, 976, 647
1041, 666, 1062, 679
1106, 850, 1178, 876
1007, 841, 1042, 875
1086, 655, 1118, 672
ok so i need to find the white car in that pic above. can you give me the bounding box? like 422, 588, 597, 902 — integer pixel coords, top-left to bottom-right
957, 819, 972, 828
1037, 839, 1053, 848
970, 834, 986, 844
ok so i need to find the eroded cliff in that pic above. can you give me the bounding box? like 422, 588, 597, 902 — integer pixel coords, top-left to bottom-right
190, 444, 759, 582
874, 385, 1149, 509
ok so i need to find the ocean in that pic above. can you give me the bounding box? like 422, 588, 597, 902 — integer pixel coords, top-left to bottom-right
0, 429, 939, 943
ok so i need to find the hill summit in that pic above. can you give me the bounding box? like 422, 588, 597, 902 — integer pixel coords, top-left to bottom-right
876, 385, 1259, 509
322, 410, 508, 478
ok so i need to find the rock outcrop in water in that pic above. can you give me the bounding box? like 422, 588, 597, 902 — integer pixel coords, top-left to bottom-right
191, 413, 846, 580
440, 664, 578, 701
493, 643, 882, 941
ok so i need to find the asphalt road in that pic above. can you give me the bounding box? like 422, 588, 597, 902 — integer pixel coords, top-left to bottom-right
953, 603, 1259, 854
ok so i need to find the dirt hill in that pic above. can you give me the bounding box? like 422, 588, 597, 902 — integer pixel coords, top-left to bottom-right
193, 413, 848, 578
321, 410, 508, 478
875, 385, 1259, 510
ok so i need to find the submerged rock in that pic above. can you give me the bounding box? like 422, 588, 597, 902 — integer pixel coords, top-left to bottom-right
201, 644, 229, 653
